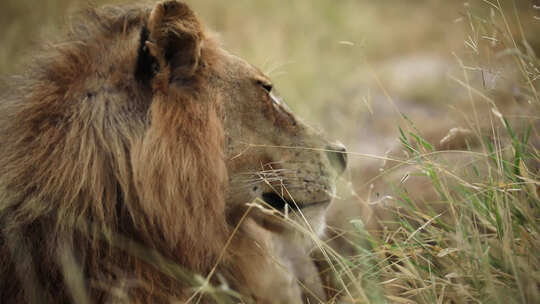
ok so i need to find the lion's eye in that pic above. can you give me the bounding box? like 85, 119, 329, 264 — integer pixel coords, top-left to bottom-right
256, 79, 287, 109
256, 80, 273, 93
262, 83, 273, 93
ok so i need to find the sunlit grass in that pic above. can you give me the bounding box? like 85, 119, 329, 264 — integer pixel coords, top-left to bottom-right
317, 1, 539, 303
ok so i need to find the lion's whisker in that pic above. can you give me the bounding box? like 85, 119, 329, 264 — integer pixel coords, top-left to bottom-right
237, 168, 296, 176
237, 179, 290, 186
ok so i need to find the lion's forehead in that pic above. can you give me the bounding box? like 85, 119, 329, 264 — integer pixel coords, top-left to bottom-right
209, 51, 262, 83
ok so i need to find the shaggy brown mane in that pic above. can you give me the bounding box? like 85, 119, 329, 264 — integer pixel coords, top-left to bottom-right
0, 2, 231, 303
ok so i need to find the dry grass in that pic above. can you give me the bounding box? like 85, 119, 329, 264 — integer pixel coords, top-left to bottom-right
1, 0, 539, 303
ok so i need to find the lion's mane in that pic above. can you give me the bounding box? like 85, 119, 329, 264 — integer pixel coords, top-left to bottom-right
0, 3, 231, 303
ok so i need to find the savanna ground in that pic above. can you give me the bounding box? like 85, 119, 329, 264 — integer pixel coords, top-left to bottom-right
1, 0, 539, 303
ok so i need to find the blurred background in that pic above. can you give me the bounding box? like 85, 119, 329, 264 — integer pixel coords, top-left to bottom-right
1, 1, 539, 303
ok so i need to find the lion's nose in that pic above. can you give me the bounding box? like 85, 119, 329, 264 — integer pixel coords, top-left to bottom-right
326, 142, 347, 175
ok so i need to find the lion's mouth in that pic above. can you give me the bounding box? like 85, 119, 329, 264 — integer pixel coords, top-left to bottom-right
261, 192, 330, 212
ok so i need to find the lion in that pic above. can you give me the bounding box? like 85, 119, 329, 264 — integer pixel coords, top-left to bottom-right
0, 1, 347, 303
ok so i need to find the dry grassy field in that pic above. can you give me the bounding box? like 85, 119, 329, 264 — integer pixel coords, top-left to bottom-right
1, 0, 539, 303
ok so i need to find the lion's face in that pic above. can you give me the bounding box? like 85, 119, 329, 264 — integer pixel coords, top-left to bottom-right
211, 52, 347, 233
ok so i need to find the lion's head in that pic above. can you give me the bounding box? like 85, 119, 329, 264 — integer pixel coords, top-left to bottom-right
0, 1, 346, 302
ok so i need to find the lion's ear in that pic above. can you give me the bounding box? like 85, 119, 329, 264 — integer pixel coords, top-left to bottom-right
146, 1, 203, 81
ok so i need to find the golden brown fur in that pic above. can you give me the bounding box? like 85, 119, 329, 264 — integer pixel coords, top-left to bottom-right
0, 1, 346, 303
